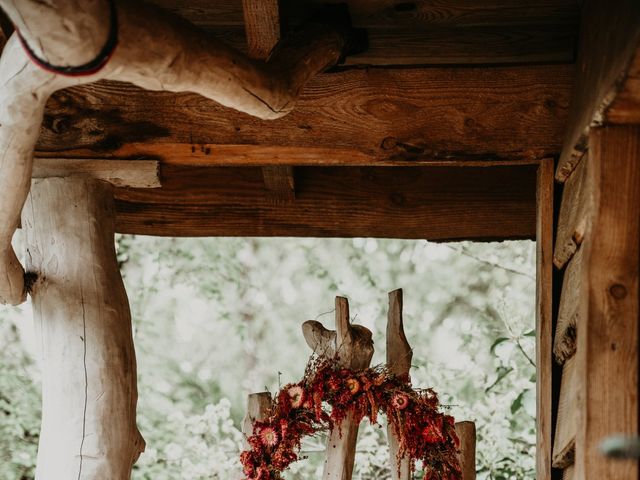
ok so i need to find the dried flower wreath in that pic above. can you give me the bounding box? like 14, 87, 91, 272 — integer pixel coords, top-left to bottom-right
240, 357, 461, 480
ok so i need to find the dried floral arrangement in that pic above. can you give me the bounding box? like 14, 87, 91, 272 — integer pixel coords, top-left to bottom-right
240, 356, 461, 480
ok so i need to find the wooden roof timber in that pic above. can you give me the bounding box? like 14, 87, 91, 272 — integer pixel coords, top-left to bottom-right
30, 0, 577, 240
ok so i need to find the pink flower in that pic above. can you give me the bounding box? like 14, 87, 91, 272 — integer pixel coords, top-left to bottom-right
288, 385, 305, 409
392, 392, 410, 410
259, 426, 279, 447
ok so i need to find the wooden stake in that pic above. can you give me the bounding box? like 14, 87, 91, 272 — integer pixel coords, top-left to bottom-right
455, 421, 477, 480
386, 289, 412, 480
23, 177, 144, 479
302, 297, 374, 480
243, 392, 272, 448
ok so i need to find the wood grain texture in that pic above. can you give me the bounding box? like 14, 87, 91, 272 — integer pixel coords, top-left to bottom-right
242, 0, 280, 60
556, 0, 640, 181
38, 64, 574, 162
554, 246, 583, 364
23, 178, 144, 479
32, 158, 160, 188
563, 464, 575, 480
455, 421, 476, 480
111, 164, 537, 239
574, 126, 640, 480
554, 153, 592, 269
261, 166, 295, 203
150, 0, 579, 65
536, 158, 554, 480
242, 392, 272, 448
552, 356, 577, 468
386, 289, 412, 480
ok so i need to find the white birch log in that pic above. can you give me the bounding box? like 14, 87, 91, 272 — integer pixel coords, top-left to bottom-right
23, 177, 144, 480
0, 0, 348, 305
386, 289, 413, 480
302, 296, 374, 480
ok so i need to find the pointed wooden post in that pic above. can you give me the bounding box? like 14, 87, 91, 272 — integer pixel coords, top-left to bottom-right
386, 289, 412, 480
302, 296, 374, 480
22, 177, 145, 479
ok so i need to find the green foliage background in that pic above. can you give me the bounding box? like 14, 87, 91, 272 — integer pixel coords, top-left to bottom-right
1, 237, 536, 479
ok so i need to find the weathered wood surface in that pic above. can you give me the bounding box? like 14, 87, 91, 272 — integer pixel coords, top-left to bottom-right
242, 392, 272, 448
32, 158, 160, 188
556, 0, 640, 181
111, 165, 537, 239
23, 178, 144, 479
261, 166, 296, 204
536, 159, 554, 480
152, 0, 580, 66
303, 297, 374, 480
574, 126, 640, 480
38, 64, 574, 163
455, 421, 476, 480
554, 246, 583, 364
386, 289, 412, 480
552, 356, 577, 468
563, 465, 575, 480
554, 153, 592, 269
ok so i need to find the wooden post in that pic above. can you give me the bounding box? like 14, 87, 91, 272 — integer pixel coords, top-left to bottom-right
455, 421, 477, 480
574, 126, 639, 480
386, 289, 412, 480
536, 158, 554, 480
22, 177, 144, 480
302, 297, 374, 480
243, 392, 272, 448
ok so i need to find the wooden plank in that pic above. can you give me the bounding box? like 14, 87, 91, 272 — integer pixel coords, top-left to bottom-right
554, 153, 592, 268
455, 422, 477, 480
111, 164, 537, 239
536, 158, 554, 480
32, 158, 160, 188
552, 356, 577, 468
261, 165, 295, 203
555, 0, 640, 181
554, 246, 583, 364
563, 464, 575, 480
38, 64, 574, 163
575, 126, 640, 480
149, 0, 579, 65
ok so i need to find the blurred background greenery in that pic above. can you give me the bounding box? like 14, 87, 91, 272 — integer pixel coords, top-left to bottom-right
0, 236, 536, 479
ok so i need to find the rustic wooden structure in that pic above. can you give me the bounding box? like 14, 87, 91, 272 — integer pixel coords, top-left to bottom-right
246, 292, 476, 479
0, 0, 637, 478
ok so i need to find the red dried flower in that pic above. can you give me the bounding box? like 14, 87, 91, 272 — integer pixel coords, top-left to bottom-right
346, 377, 360, 395
392, 392, 410, 410
287, 385, 305, 408
258, 426, 279, 447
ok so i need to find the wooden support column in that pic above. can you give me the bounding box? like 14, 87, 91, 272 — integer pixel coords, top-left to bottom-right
243, 0, 296, 203
574, 126, 639, 479
536, 158, 554, 480
22, 177, 145, 480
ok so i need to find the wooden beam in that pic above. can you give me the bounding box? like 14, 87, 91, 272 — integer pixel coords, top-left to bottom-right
536, 158, 554, 480
552, 356, 577, 468
152, 0, 580, 66
37, 64, 574, 163
242, 0, 297, 203
556, 0, 640, 181
455, 422, 477, 480
554, 153, 592, 269
575, 126, 639, 480
554, 246, 583, 364
23, 178, 144, 479
111, 164, 537, 239
32, 158, 160, 188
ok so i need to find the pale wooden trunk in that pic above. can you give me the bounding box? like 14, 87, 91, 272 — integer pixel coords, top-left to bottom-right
23, 177, 144, 480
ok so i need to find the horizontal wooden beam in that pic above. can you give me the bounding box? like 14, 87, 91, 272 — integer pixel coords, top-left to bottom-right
556, 0, 640, 181
37, 64, 574, 163
112, 164, 537, 239
151, 0, 579, 66
33, 158, 160, 188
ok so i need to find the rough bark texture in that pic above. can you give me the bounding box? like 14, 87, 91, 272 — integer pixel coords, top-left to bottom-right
23, 177, 144, 479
